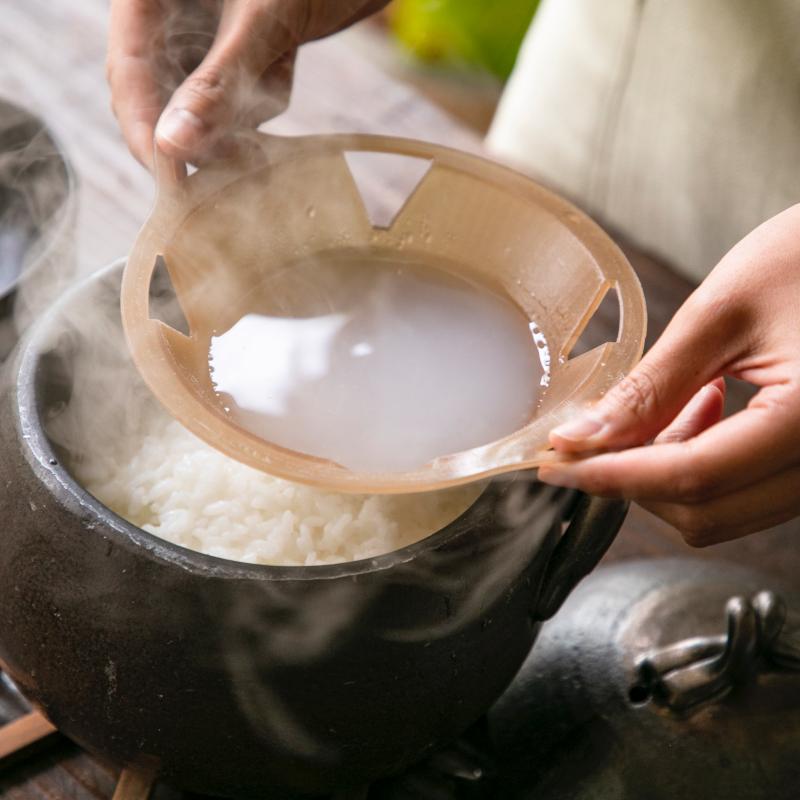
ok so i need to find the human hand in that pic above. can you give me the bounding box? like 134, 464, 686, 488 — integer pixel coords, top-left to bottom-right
107, 0, 389, 168
538, 204, 800, 546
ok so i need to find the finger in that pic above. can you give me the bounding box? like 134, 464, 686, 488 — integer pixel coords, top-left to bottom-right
155, 1, 302, 160
539, 382, 800, 501
251, 50, 295, 123
654, 378, 725, 444
549, 291, 745, 454
107, 0, 166, 168
641, 465, 800, 547
190, 50, 295, 164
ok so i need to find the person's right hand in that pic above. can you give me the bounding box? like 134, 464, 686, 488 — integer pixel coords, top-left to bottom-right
107, 0, 389, 168
538, 203, 800, 547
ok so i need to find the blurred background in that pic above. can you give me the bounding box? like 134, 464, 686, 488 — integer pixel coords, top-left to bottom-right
0, 0, 541, 283
3, 4, 800, 797
354, 0, 540, 132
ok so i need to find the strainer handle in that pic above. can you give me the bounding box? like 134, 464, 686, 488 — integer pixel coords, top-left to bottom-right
148, 132, 292, 205
152, 141, 186, 189
534, 495, 629, 620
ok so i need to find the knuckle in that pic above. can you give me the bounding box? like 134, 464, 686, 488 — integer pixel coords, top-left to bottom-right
607, 364, 663, 422
182, 65, 231, 106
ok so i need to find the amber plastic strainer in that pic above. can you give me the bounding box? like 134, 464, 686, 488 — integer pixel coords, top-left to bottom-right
121, 132, 646, 494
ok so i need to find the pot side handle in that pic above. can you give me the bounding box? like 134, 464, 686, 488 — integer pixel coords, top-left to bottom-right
632, 590, 800, 716
534, 494, 629, 621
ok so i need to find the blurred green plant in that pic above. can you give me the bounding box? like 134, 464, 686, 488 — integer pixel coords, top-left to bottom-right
389, 0, 540, 80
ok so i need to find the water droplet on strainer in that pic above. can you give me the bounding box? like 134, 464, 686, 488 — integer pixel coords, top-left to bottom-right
306, 206, 317, 219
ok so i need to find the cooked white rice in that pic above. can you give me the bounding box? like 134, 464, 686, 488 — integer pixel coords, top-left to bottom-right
73, 412, 481, 567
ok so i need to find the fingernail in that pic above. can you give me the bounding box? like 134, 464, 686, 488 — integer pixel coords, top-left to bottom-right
156, 108, 206, 153
551, 415, 606, 442
689, 384, 715, 412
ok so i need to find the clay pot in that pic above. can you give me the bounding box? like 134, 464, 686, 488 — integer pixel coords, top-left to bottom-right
0, 263, 626, 798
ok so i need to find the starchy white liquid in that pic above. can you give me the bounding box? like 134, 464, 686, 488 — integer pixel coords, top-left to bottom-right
209, 251, 546, 473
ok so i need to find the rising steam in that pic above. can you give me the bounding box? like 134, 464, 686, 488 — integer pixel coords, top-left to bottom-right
1, 11, 577, 772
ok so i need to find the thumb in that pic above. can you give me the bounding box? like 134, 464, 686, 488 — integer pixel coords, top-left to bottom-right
549, 295, 734, 453
155, 2, 297, 160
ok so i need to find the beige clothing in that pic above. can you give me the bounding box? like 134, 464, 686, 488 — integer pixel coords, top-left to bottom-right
488, 0, 800, 282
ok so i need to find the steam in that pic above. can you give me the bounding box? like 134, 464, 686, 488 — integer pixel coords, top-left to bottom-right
41, 268, 162, 473
33, 262, 569, 768
0, 99, 76, 360
216, 473, 565, 762
2, 14, 580, 779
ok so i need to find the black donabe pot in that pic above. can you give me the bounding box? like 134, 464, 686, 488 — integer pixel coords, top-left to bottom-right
0, 263, 628, 798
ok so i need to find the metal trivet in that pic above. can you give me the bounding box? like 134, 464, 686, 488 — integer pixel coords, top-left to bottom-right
634, 589, 800, 714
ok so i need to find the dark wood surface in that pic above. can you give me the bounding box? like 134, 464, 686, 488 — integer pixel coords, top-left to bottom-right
1, 2, 798, 797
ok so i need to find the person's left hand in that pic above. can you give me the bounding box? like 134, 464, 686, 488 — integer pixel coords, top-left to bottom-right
106, 0, 389, 168
537, 203, 800, 546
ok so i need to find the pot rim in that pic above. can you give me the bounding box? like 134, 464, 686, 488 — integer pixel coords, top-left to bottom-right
11, 259, 499, 583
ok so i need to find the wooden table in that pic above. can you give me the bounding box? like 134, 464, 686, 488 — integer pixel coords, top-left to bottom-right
1, 2, 797, 797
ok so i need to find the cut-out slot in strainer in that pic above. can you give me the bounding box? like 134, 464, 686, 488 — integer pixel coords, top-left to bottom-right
122, 132, 646, 493
148, 255, 190, 336
343, 151, 432, 229
567, 285, 622, 359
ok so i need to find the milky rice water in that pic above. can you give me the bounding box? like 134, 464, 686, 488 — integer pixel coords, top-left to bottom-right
52, 250, 547, 567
